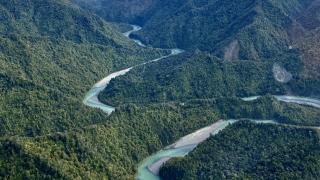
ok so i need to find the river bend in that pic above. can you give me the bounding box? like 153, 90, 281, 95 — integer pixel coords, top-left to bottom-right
83, 25, 320, 180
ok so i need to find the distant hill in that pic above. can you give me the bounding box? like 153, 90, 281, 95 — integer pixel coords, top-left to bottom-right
295, 28, 320, 78
80, 0, 314, 56
133, 0, 315, 59
77, 0, 320, 87
73, 0, 161, 24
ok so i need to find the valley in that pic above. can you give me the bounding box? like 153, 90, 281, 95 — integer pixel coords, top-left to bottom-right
83, 25, 184, 115
0, 0, 319, 179
85, 24, 320, 179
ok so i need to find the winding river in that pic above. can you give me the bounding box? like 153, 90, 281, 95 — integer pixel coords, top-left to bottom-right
83, 25, 320, 180
83, 25, 183, 115
136, 96, 320, 180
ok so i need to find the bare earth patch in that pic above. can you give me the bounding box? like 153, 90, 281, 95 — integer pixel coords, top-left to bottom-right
224, 40, 239, 61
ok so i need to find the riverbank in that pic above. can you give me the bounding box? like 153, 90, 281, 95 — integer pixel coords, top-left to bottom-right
82, 25, 320, 180
83, 25, 184, 115
136, 96, 320, 180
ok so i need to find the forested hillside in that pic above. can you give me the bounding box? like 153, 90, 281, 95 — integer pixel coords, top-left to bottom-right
100, 51, 319, 106
0, 0, 319, 179
132, 0, 312, 56
73, 0, 161, 24
76, 0, 320, 77
160, 121, 320, 180
91, 0, 320, 107
0, 0, 166, 136
296, 28, 320, 78
1, 96, 319, 179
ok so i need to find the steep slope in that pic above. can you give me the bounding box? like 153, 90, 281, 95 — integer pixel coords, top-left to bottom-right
287, 0, 320, 78
133, 0, 314, 59
1, 0, 126, 45
79, 0, 319, 101
100, 52, 282, 104
134, 0, 319, 78
74, 0, 320, 74
99, 51, 319, 106
0, 0, 319, 179
160, 121, 320, 180
0, 0, 166, 136
73, 0, 161, 24
295, 28, 320, 78
1, 96, 319, 179
0, 140, 63, 179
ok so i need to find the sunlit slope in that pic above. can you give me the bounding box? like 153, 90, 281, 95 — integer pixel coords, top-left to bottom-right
1, 96, 319, 179
0, 0, 165, 136
160, 121, 320, 180
100, 51, 319, 106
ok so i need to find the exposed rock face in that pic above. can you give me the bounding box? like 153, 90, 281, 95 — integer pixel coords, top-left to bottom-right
224, 40, 240, 61
272, 63, 292, 83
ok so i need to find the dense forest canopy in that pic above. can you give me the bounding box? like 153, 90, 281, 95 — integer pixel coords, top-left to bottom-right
0, 0, 167, 136
160, 121, 320, 180
1, 97, 319, 179
100, 51, 319, 106
0, 0, 319, 179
